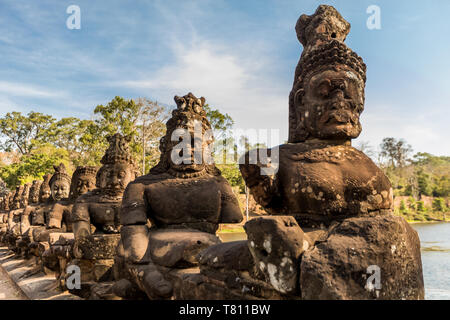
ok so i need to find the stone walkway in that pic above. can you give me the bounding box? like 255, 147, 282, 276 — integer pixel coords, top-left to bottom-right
0, 262, 28, 300
0, 247, 81, 300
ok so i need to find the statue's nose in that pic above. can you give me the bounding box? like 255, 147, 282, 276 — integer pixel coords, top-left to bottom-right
330, 88, 344, 100
110, 175, 119, 185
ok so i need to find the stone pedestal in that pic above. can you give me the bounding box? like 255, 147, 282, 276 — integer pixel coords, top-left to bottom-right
67, 234, 121, 297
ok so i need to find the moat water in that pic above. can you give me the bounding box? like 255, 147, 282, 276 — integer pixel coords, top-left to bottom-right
412, 222, 450, 300
219, 222, 450, 300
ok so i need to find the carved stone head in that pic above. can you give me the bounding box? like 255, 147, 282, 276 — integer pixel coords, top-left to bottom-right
39, 174, 52, 203
289, 5, 366, 143
28, 180, 42, 205
4, 192, 12, 211
12, 185, 24, 209
49, 163, 71, 201
70, 166, 98, 199
99, 133, 137, 195
150, 92, 220, 177
20, 183, 31, 208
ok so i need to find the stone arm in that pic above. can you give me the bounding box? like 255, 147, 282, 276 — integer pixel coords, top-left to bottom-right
47, 202, 69, 230
20, 206, 33, 235
217, 177, 243, 223
7, 211, 14, 231
120, 182, 151, 264
71, 199, 91, 239
239, 148, 281, 209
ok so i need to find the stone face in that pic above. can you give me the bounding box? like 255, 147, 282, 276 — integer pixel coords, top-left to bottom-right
300, 215, 424, 300
244, 216, 308, 294
49, 163, 71, 202
28, 180, 42, 205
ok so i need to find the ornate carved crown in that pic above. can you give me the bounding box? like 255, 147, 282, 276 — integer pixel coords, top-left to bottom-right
174, 92, 207, 116
39, 173, 51, 201
73, 166, 98, 177
28, 180, 42, 202
295, 40, 366, 85
100, 133, 135, 166
49, 163, 71, 186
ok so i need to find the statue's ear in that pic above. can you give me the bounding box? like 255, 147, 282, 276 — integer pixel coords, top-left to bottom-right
294, 89, 305, 107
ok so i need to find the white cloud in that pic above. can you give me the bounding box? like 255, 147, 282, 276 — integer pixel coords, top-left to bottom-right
0, 81, 64, 98
356, 103, 450, 156
118, 38, 289, 146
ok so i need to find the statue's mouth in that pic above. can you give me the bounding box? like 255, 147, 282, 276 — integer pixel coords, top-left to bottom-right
325, 110, 350, 124
321, 101, 357, 126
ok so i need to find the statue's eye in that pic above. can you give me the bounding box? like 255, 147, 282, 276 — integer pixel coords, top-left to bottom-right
317, 80, 331, 98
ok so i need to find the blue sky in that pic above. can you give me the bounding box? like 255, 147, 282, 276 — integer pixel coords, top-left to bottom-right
0, 0, 449, 156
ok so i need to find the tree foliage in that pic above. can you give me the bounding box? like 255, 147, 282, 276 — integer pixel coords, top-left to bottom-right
0, 111, 55, 155
379, 137, 412, 168
0, 97, 169, 188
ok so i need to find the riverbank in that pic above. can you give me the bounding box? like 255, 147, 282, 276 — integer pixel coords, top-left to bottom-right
396, 210, 448, 224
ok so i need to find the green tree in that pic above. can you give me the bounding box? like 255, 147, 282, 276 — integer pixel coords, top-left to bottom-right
0, 111, 55, 155
417, 201, 426, 213
432, 198, 447, 212
94, 96, 168, 174
135, 98, 168, 174
407, 196, 416, 211
0, 144, 71, 188
380, 137, 412, 168
399, 200, 407, 213
416, 168, 432, 198
203, 104, 234, 140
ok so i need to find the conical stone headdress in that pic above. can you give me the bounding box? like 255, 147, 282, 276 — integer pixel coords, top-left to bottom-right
39, 174, 52, 202
28, 180, 43, 204
150, 92, 220, 176
49, 163, 71, 187
288, 5, 366, 143
101, 133, 135, 166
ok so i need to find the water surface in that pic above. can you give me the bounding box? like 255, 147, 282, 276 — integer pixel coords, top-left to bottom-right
411, 222, 450, 300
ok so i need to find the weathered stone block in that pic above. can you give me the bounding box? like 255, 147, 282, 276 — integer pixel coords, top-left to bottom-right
148, 229, 221, 268
198, 240, 253, 271
75, 234, 121, 260
244, 216, 308, 294
300, 215, 424, 300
